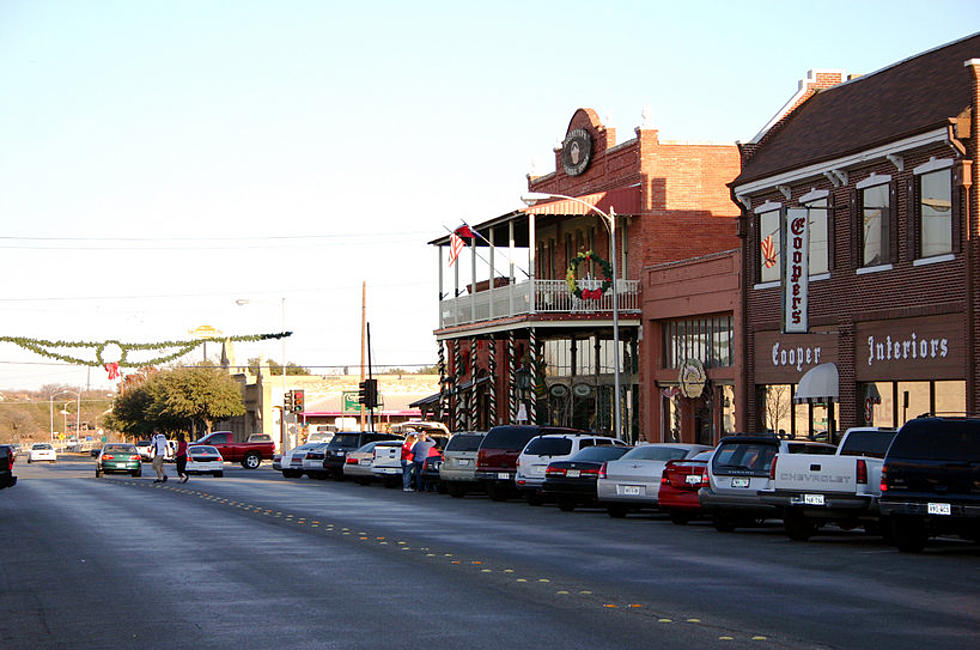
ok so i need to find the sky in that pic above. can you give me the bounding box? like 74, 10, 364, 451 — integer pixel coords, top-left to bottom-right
1, 0, 978, 391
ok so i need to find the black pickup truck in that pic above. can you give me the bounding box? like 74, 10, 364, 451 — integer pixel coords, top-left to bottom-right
879, 416, 980, 552
1, 444, 17, 489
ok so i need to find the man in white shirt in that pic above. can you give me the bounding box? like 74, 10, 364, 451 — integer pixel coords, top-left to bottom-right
150, 431, 169, 482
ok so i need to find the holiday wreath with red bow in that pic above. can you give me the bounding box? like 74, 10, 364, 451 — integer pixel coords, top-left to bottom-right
565, 250, 613, 300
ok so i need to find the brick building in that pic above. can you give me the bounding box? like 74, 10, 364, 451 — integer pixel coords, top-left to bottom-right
429, 108, 739, 440
729, 34, 980, 440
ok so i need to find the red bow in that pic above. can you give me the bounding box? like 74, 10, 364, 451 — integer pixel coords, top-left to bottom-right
104, 362, 120, 380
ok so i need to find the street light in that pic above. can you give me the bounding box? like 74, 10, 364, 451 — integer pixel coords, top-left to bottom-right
49, 389, 81, 449
520, 191, 623, 442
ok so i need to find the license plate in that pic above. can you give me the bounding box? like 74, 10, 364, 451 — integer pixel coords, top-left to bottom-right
928, 502, 951, 515
497, 472, 511, 480
566, 469, 581, 478
804, 494, 825, 506
360, 459, 371, 465
457, 459, 471, 466
731, 477, 750, 488
685, 474, 701, 485
621, 485, 642, 496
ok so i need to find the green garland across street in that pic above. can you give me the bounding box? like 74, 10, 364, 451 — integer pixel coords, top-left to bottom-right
0, 332, 292, 368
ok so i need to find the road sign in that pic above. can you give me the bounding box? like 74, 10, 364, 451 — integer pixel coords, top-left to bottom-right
343, 391, 361, 414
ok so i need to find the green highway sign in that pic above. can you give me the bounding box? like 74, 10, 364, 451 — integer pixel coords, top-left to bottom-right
343, 391, 361, 414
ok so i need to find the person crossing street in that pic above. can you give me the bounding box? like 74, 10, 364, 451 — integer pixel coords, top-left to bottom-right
150, 430, 169, 482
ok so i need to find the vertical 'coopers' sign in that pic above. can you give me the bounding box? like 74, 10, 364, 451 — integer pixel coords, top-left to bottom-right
784, 208, 809, 333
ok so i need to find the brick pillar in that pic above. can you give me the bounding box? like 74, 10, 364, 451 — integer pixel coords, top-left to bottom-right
965, 59, 980, 415
837, 318, 856, 433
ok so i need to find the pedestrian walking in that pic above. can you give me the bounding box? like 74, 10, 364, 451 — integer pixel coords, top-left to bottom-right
175, 432, 189, 483
411, 434, 435, 493
401, 433, 417, 492
150, 430, 169, 483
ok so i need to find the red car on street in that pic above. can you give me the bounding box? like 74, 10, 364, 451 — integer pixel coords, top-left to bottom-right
658, 450, 713, 525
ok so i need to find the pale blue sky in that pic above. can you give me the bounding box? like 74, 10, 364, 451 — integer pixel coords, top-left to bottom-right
1, 1, 977, 390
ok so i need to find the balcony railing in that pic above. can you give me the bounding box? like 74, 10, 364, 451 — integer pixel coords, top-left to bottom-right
440, 278, 640, 328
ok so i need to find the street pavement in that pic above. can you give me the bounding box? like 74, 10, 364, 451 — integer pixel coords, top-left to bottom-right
1, 456, 978, 649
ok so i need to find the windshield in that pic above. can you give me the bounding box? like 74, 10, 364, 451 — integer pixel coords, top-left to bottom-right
332, 434, 363, 448
524, 437, 573, 456
620, 446, 689, 462
445, 434, 485, 452
839, 431, 897, 459
190, 446, 219, 454
104, 445, 135, 453
889, 418, 980, 460
33, 444, 53, 450
569, 446, 630, 463
712, 442, 777, 473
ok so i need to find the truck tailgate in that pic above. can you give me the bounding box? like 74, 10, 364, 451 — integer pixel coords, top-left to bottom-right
773, 455, 860, 494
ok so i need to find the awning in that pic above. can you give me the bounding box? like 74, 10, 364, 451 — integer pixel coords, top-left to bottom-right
408, 376, 491, 408
409, 393, 441, 408
521, 186, 640, 216
793, 363, 839, 403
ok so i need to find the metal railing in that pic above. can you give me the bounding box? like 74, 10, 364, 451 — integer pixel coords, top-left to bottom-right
440, 278, 639, 328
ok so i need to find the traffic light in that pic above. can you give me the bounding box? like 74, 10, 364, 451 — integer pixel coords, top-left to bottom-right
284, 389, 294, 412
292, 390, 304, 413
358, 379, 379, 409
365, 379, 378, 409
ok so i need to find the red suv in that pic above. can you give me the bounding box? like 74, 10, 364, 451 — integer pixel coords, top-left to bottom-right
475, 425, 579, 501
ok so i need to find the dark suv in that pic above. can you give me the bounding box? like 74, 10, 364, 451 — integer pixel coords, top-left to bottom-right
0, 444, 16, 489
322, 431, 400, 479
475, 425, 580, 501
879, 416, 980, 552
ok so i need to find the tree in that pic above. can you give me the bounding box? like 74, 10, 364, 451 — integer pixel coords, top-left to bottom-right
106, 366, 245, 438
247, 358, 311, 376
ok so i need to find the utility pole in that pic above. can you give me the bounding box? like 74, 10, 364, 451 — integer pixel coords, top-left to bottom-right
360, 281, 367, 432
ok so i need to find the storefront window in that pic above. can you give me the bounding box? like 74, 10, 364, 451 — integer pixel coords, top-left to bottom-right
721, 384, 736, 435
897, 381, 932, 424
543, 339, 571, 377
663, 315, 733, 369
934, 380, 966, 415
861, 382, 895, 428
760, 384, 792, 433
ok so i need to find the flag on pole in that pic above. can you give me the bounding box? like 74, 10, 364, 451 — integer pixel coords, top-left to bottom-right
455, 224, 478, 239
448, 232, 465, 266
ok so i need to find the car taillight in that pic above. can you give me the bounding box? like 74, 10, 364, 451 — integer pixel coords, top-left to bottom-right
856, 459, 868, 485
546, 467, 565, 477
346, 457, 358, 464
130, 455, 140, 461
769, 456, 778, 480
103, 454, 114, 460
880, 464, 888, 492
581, 468, 599, 476
700, 470, 710, 487
660, 474, 669, 486
599, 462, 607, 479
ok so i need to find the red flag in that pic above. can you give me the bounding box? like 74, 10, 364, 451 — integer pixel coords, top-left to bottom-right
448, 232, 465, 266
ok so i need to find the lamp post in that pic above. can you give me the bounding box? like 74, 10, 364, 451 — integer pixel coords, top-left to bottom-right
521, 192, 623, 442
49, 389, 81, 449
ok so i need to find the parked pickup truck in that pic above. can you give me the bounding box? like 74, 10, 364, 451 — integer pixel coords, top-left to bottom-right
760, 427, 897, 540
193, 431, 275, 469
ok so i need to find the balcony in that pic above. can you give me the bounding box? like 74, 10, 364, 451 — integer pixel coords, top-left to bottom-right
440, 278, 640, 328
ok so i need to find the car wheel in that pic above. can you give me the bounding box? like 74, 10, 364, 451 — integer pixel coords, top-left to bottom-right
213, 471, 223, 478
606, 504, 628, 518
713, 513, 736, 532
669, 511, 692, 525
892, 517, 928, 553
784, 512, 816, 541
27, 459, 32, 464
241, 453, 261, 470
557, 498, 575, 512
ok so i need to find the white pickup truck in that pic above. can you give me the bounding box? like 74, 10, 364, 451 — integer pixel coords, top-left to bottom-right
760, 427, 897, 541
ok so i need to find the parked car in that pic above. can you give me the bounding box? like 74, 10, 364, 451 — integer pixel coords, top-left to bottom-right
439, 431, 486, 498
0, 444, 16, 489
28, 442, 57, 464
343, 440, 398, 485
95, 443, 142, 478
879, 416, 980, 552
371, 434, 447, 487
759, 427, 898, 540
280, 443, 320, 478
301, 443, 330, 479
135, 439, 153, 461
476, 425, 581, 501
517, 434, 627, 505
419, 450, 445, 493
596, 443, 712, 517
192, 431, 275, 469
185, 445, 224, 477
325, 432, 400, 480
541, 445, 632, 511
657, 451, 715, 524
699, 434, 835, 532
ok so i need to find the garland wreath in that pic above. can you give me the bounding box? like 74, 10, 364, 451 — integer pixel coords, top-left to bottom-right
565, 250, 613, 300
0, 332, 292, 378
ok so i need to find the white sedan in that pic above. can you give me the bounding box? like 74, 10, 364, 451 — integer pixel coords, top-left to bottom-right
596, 443, 712, 517
28, 443, 57, 463
280, 443, 319, 479
186, 445, 224, 477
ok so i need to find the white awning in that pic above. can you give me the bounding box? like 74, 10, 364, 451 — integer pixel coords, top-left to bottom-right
793, 363, 839, 403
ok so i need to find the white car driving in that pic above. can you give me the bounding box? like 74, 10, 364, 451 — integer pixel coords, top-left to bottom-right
28, 443, 57, 463
186, 445, 224, 477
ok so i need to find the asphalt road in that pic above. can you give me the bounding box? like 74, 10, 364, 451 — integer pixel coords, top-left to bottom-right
1, 456, 978, 649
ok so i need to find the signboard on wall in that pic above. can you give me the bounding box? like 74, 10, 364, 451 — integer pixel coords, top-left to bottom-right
855, 315, 964, 381
754, 330, 838, 384
783, 207, 809, 333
